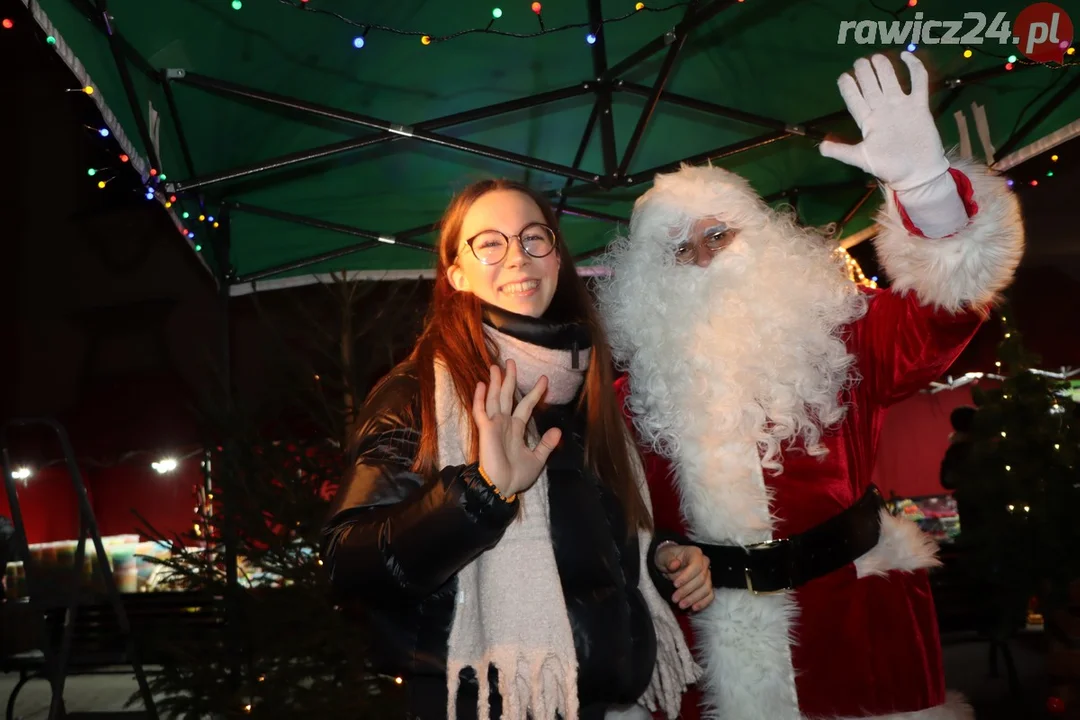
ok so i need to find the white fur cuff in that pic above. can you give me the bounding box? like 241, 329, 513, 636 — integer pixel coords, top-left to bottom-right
874, 155, 1024, 314
854, 509, 942, 579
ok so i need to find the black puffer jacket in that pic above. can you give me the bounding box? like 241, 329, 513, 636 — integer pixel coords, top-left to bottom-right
321, 310, 657, 720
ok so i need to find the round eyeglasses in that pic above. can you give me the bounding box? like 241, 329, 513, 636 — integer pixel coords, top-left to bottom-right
462, 223, 557, 265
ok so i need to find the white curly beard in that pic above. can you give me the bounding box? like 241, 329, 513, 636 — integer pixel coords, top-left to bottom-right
595, 203, 869, 492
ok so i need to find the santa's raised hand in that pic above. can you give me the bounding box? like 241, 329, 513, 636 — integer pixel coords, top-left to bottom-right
821, 51, 970, 239
820, 52, 949, 192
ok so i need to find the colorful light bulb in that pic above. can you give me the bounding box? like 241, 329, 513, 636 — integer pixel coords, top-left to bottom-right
963, 49, 972, 58
119, 154, 129, 162
421, 35, 431, 45
906, 43, 917, 52
635, 1, 644, 8
353, 36, 364, 48
87, 168, 97, 176
99, 128, 109, 137
492, 7, 502, 18
587, 33, 596, 44
2, 19, 12, 29
83, 86, 94, 94
46, 36, 55, 44
532, 2, 541, 13
232, 0, 242, 9
98, 180, 106, 189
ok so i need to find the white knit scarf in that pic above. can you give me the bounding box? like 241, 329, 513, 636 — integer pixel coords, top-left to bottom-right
437, 322, 701, 720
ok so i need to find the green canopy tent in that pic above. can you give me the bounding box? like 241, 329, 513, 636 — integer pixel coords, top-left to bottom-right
16, 0, 1080, 295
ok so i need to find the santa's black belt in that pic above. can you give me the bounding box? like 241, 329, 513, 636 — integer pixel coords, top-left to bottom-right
699, 485, 885, 595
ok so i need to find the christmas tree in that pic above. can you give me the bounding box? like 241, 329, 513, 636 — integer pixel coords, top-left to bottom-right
130, 278, 429, 718
960, 300, 1080, 713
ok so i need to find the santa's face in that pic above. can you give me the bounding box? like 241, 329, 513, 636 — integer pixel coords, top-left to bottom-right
673, 217, 739, 268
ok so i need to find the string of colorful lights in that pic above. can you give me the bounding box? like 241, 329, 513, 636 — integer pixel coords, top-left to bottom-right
263, 0, 693, 47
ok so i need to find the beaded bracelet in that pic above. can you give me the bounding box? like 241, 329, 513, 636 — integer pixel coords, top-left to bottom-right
477, 464, 516, 504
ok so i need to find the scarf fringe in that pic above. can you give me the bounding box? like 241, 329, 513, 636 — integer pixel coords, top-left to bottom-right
447, 650, 579, 720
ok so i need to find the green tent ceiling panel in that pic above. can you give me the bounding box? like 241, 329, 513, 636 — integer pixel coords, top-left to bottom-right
22, 0, 1080, 290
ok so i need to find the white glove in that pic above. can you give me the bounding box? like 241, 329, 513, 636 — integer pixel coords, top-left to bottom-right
821, 52, 968, 237
820, 52, 950, 191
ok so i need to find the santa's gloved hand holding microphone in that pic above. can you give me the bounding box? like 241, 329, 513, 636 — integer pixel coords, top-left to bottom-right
820, 52, 971, 239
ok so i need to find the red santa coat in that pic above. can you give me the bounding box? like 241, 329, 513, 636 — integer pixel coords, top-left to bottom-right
618, 158, 1025, 720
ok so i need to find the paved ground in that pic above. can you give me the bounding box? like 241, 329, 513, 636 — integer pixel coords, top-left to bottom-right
0, 632, 1047, 719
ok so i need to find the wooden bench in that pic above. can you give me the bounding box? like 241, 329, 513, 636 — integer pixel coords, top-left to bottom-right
1, 591, 224, 720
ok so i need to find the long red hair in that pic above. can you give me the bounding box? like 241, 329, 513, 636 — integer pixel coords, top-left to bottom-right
408, 178, 652, 533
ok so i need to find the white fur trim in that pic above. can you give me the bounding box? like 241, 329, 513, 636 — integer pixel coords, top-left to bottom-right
692, 589, 803, 720
874, 154, 1024, 313
854, 509, 942, 578
678, 444, 803, 720
814, 691, 975, 720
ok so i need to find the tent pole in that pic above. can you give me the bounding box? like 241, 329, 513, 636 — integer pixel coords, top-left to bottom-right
993, 72, 1080, 163
160, 73, 197, 179
68, 0, 158, 81
165, 82, 592, 194
628, 129, 793, 183
600, 0, 734, 83
94, 0, 162, 174
836, 186, 878, 235
228, 201, 434, 254
211, 210, 244, 689
167, 73, 599, 193
586, 0, 618, 178
617, 82, 814, 136
556, 100, 603, 219
617, 11, 691, 178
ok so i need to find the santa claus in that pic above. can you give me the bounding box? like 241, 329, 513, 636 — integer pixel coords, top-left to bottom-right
596, 52, 1025, 720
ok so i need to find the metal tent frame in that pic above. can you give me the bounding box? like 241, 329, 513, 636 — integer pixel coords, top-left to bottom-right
53, 0, 1077, 290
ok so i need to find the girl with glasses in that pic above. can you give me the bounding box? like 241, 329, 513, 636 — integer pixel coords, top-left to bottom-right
320, 179, 709, 720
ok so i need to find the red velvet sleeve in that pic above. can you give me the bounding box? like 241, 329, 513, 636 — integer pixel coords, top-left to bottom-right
849, 288, 984, 407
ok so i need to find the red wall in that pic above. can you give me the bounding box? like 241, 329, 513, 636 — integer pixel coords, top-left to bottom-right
1, 456, 201, 545
87, 457, 201, 541
0, 465, 82, 545
871, 386, 979, 500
